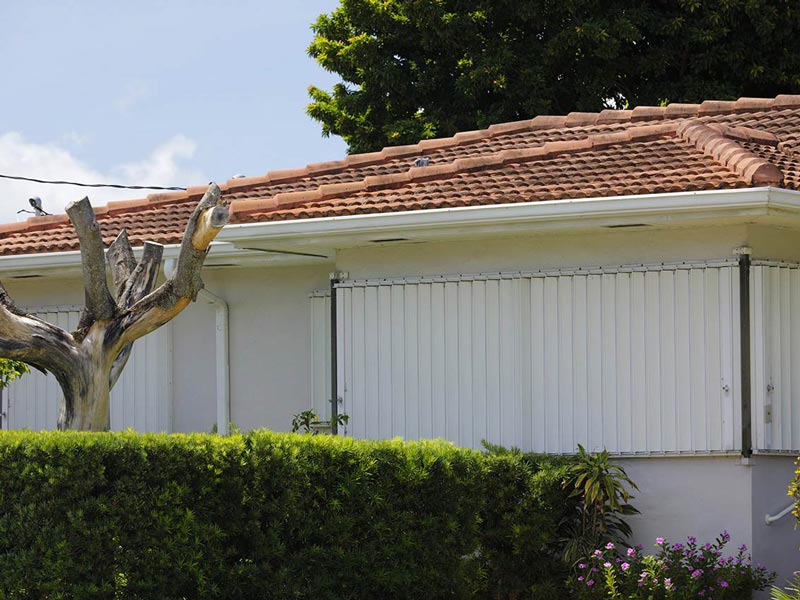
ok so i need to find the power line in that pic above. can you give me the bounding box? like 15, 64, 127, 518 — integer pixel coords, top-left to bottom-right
0, 172, 186, 191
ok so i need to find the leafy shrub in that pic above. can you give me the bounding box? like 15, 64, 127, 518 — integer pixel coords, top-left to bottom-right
0, 359, 28, 389
788, 457, 800, 523
568, 532, 775, 599
562, 444, 639, 566
482, 440, 640, 572
0, 430, 575, 599
479, 451, 577, 599
772, 573, 800, 600
290, 408, 349, 433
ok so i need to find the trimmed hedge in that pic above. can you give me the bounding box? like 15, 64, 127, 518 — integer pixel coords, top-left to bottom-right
0, 431, 574, 599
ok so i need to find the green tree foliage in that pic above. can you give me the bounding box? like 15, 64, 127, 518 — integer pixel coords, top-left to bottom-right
308, 0, 800, 153
0, 359, 28, 390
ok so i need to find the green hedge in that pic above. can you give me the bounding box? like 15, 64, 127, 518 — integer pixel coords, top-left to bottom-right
0, 431, 574, 599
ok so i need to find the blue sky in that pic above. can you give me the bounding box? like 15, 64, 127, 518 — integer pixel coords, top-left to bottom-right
0, 0, 347, 223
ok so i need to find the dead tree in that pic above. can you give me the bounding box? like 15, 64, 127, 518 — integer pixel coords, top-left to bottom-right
0, 184, 229, 431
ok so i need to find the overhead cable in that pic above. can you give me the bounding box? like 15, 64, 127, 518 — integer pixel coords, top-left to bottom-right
0, 172, 186, 191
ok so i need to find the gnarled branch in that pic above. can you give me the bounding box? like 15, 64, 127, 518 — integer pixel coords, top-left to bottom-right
0, 282, 78, 382
117, 184, 229, 348
107, 230, 136, 299
67, 197, 116, 333
108, 241, 164, 390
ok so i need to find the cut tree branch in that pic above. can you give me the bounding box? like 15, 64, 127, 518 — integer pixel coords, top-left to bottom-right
107, 230, 136, 300
116, 184, 229, 348
67, 197, 116, 327
107, 241, 164, 390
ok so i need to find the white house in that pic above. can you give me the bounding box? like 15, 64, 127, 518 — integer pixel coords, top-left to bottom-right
2, 95, 800, 586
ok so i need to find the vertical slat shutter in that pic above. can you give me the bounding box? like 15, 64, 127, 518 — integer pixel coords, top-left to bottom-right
752, 263, 800, 452
337, 264, 738, 454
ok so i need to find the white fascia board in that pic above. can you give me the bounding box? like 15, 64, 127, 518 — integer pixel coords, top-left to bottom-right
218, 187, 800, 244
0, 241, 256, 275
4, 187, 800, 273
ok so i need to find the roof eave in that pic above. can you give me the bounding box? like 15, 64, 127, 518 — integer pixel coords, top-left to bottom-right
220, 187, 800, 248
3, 187, 800, 275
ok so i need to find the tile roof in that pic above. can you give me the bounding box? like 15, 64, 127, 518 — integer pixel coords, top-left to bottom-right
2, 95, 800, 256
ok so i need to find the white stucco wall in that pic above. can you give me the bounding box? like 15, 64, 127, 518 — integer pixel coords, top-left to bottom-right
751, 455, 800, 590
171, 264, 331, 433
620, 457, 752, 560
620, 456, 800, 594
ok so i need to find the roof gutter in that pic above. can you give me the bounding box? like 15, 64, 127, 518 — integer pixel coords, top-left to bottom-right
3, 188, 800, 273
217, 187, 800, 244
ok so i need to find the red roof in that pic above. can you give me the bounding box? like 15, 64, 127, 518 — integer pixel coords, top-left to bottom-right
2, 96, 800, 256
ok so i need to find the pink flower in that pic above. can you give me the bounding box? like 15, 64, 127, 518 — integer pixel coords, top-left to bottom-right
606, 542, 615, 549
655, 537, 665, 545
586, 579, 595, 586
621, 563, 630, 571
603, 562, 612, 568
627, 547, 636, 557
692, 569, 704, 578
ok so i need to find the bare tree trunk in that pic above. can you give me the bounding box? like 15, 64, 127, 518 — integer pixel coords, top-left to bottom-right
0, 184, 229, 431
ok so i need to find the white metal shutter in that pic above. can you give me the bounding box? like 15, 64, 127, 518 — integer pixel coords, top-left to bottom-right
310, 292, 332, 422
752, 263, 800, 452
4, 306, 173, 432
336, 262, 739, 454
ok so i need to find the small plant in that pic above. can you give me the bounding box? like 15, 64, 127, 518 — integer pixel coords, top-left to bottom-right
291, 409, 349, 434
788, 456, 800, 523
562, 444, 639, 566
0, 359, 28, 390
772, 573, 800, 600
569, 532, 775, 599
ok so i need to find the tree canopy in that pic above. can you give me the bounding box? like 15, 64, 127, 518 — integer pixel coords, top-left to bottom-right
307, 0, 800, 154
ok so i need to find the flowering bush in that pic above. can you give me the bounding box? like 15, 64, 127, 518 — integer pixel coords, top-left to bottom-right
568, 532, 775, 599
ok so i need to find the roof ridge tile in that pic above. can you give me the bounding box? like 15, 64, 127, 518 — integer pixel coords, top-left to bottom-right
487, 119, 535, 136
676, 120, 783, 185
699, 100, 737, 115
734, 97, 775, 112
106, 198, 153, 215
664, 103, 700, 117
529, 115, 568, 129
0, 214, 71, 236
597, 109, 634, 124
774, 95, 800, 108
631, 106, 666, 121
565, 112, 600, 127
716, 124, 780, 146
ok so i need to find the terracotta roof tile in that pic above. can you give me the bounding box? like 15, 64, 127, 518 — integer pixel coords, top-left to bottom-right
3, 96, 800, 256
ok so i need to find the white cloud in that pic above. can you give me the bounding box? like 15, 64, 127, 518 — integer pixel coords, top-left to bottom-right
0, 132, 205, 225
